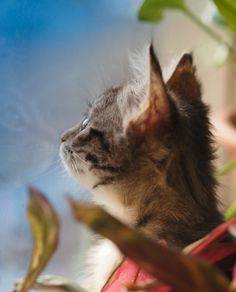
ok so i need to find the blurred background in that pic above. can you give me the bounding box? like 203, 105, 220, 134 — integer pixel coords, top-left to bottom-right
0, 0, 235, 291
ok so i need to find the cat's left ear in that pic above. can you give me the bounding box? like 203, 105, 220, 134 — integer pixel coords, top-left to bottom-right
166, 53, 201, 101
128, 45, 170, 137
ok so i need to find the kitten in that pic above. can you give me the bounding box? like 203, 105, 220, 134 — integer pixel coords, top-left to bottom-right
60, 45, 222, 291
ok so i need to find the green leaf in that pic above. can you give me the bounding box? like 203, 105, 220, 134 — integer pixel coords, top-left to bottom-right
217, 160, 236, 176
212, 0, 236, 33
212, 11, 228, 28
138, 0, 185, 22
19, 187, 60, 292
225, 200, 236, 221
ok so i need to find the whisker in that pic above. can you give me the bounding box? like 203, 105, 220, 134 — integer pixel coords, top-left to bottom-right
73, 152, 87, 164
70, 157, 77, 172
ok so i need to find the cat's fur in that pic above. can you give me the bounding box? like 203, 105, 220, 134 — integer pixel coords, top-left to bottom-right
60, 45, 222, 291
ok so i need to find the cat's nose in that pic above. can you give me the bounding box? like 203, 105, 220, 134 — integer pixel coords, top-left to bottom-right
61, 134, 66, 142
61, 126, 78, 143
61, 132, 70, 142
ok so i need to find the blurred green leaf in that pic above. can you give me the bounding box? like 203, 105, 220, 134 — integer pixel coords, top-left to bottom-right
212, 11, 228, 28
217, 160, 236, 176
212, 0, 236, 33
138, 0, 185, 22
225, 200, 236, 221
19, 187, 60, 292
69, 197, 229, 292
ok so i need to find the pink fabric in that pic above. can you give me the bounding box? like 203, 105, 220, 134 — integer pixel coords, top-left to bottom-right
103, 258, 172, 292
103, 259, 140, 292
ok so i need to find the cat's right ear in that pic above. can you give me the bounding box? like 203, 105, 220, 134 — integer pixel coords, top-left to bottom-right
166, 53, 201, 101
127, 45, 171, 138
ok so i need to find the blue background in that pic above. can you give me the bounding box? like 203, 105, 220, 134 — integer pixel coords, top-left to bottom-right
0, 0, 151, 290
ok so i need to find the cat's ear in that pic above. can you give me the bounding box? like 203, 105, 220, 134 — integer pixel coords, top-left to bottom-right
166, 53, 201, 101
127, 45, 170, 137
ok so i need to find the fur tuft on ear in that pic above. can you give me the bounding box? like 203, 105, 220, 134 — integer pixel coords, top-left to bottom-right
127, 45, 170, 137
166, 53, 201, 101
128, 45, 149, 89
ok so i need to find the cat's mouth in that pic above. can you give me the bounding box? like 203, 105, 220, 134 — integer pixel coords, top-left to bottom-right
60, 144, 73, 161
63, 145, 73, 156
60, 143, 87, 177
60, 143, 80, 171
60, 142, 103, 190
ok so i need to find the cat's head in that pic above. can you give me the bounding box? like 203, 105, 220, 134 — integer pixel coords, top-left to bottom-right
60, 45, 216, 211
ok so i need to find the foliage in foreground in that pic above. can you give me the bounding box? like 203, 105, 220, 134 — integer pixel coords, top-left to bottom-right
15, 187, 236, 292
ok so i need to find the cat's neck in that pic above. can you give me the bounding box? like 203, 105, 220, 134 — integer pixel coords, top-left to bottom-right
91, 177, 222, 248
91, 185, 136, 225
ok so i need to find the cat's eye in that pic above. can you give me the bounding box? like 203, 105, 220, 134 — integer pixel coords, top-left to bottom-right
80, 117, 90, 131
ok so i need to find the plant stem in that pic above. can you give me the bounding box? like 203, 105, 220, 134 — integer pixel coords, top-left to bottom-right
183, 7, 235, 56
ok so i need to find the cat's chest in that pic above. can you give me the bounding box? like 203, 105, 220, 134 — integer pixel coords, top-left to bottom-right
83, 239, 123, 292
92, 185, 136, 225
83, 187, 135, 291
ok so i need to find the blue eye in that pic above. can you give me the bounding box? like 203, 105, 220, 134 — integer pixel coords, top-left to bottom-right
80, 117, 90, 131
